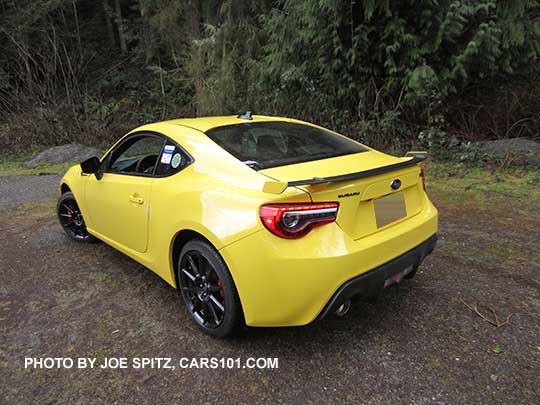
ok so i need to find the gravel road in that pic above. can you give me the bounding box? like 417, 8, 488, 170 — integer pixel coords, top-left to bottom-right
1, 175, 539, 403
0, 174, 61, 208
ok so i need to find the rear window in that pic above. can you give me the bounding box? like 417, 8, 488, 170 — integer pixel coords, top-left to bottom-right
205, 122, 366, 170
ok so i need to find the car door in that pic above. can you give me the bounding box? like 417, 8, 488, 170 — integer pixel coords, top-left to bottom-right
84, 133, 166, 253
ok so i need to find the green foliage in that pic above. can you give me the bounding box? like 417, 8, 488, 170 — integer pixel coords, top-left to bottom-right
262, 0, 540, 110
427, 161, 540, 199
0, 0, 539, 158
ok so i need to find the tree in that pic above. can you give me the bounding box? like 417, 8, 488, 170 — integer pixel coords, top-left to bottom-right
113, 0, 127, 54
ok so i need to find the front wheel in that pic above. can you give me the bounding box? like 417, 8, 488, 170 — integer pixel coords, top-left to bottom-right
57, 192, 98, 243
177, 240, 244, 338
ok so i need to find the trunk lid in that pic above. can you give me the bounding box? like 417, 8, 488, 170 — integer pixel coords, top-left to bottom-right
259, 150, 425, 240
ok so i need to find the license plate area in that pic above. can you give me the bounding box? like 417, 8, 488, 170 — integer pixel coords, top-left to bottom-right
374, 191, 407, 228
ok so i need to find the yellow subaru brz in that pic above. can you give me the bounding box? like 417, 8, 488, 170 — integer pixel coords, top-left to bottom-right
57, 113, 438, 337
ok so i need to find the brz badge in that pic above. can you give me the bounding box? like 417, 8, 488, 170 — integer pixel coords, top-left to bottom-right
338, 191, 360, 198
390, 179, 401, 190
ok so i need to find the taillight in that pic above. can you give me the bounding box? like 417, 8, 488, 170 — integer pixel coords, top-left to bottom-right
260, 202, 339, 239
420, 167, 426, 191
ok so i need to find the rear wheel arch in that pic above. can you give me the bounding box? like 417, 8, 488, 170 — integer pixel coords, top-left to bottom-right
171, 230, 246, 336
169, 228, 227, 288
171, 229, 220, 288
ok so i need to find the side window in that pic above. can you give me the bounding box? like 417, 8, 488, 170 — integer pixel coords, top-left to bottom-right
155, 141, 191, 176
107, 135, 165, 175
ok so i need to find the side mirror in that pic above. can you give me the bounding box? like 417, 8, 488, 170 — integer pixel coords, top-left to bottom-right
80, 156, 103, 179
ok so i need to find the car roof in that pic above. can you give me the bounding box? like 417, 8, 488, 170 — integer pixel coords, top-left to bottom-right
158, 115, 299, 133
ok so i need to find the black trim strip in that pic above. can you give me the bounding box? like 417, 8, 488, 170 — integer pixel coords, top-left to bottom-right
287, 155, 426, 187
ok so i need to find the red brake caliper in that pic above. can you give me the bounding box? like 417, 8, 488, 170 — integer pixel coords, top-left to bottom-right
65, 204, 73, 224
217, 279, 225, 298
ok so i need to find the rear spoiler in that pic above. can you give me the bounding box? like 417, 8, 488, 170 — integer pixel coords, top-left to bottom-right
262, 151, 427, 194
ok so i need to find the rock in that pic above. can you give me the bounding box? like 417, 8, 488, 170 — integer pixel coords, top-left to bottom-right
24, 144, 102, 168
475, 138, 540, 167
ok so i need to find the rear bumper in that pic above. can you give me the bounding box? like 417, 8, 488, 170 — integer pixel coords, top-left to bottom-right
315, 234, 437, 321
220, 196, 438, 327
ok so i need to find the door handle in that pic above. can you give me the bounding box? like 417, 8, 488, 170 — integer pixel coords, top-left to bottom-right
129, 194, 144, 204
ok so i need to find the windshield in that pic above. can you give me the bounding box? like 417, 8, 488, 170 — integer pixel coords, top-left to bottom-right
205, 122, 367, 170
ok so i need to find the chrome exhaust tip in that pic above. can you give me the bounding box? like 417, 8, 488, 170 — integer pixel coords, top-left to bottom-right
334, 300, 351, 317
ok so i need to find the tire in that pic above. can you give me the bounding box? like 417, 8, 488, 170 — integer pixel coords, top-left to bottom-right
57, 192, 98, 243
177, 239, 244, 338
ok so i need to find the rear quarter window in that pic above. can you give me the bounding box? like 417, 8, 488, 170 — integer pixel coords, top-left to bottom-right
205, 122, 366, 170
154, 142, 192, 177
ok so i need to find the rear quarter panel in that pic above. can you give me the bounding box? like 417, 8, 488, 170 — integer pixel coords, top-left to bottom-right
138, 123, 312, 287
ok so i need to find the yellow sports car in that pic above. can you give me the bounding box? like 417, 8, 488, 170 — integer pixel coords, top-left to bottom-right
57, 113, 438, 337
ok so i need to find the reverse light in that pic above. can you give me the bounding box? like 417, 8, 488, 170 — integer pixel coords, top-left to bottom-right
260, 202, 339, 239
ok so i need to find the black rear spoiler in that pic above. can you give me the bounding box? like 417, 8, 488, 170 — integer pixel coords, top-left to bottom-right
262, 151, 427, 194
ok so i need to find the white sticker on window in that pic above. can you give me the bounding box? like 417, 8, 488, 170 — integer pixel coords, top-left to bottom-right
171, 153, 182, 169
161, 151, 173, 164
161, 145, 175, 164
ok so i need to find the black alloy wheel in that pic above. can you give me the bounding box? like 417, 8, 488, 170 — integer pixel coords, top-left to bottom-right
57, 192, 97, 243
178, 240, 244, 337
180, 251, 225, 328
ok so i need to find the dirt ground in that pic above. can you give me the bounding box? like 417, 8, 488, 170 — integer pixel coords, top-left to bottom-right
1, 173, 539, 403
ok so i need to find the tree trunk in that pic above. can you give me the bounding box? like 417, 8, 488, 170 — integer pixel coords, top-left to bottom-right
189, 0, 201, 36
189, 0, 203, 115
138, 0, 154, 64
102, 0, 116, 48
72, 1, 82, 56
113, 0, 127, 54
